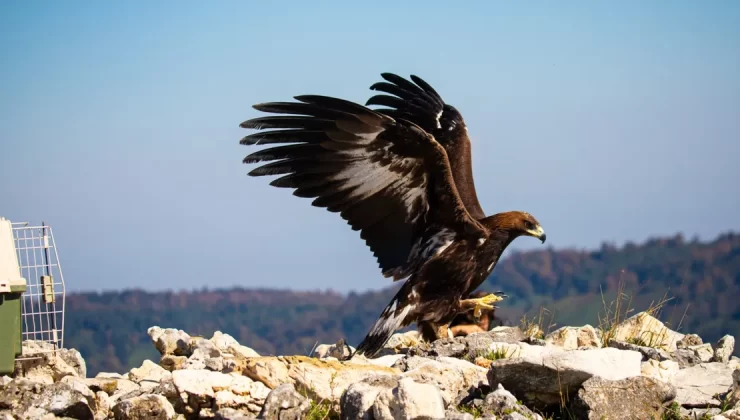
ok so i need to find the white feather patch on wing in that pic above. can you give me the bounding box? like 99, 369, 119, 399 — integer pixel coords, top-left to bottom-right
409, 228, 457, 261
408, 286, 420, 300
326, 141, 428, 225
370, 300, 414, 339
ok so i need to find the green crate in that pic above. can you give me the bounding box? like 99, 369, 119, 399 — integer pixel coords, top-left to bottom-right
0, 285, 26, 375
1, 217, 27, 375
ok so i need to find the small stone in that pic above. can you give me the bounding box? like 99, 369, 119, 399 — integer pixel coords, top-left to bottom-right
545, 325, 602, 350
571, 376, 676, 419
372, 378, 445, 420
179, 338, 231, 373
206, 357, 225, 372
576, 325, 603, 348
479, 383, 542, 419
312, 339, 354, 360
713, 335, 736, 363
243, 357, 290, 389
210, 331, 240, 351
57, 348, 87, 379
159, 355, 187, 372
426, 338, 467, 358
689, 343, 714, 363
677, 333, 703, 349
128, 360, 171, 390
257, 383, 310, 420
673, 348, 702, 368
192, 337, 223, 358
94, 391, 112, 420
112, 394, 176, 420
147, 327, 192, 357
341, 376, 399, 420
612, 312, 685, 352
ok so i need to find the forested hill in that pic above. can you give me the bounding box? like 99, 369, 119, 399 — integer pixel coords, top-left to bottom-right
64, 231, 740, 376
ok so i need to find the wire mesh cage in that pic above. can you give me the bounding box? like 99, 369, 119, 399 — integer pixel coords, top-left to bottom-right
11, 221, 66, 356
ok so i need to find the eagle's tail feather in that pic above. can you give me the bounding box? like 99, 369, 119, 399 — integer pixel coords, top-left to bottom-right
353, 297, 414, 358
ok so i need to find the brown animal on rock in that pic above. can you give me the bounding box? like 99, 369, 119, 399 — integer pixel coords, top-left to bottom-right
448, 290, 497, 337
239, 73, 546, 358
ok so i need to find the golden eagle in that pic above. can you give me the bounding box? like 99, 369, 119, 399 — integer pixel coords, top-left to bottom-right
239, 73, 546, 357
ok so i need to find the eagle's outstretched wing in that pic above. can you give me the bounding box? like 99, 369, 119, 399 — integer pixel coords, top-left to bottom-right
240, 94, 486, 280
365, 73, 486, 220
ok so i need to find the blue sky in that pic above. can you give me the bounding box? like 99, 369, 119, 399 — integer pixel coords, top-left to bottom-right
2, 1, 739, 293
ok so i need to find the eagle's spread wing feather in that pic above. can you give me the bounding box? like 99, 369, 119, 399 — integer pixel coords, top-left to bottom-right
365, 73, 486, 220
241, 94, 485, 280
366, 75, 444, 132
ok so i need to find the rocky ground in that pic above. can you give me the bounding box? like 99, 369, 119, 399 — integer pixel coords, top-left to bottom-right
1, 311, 739, 420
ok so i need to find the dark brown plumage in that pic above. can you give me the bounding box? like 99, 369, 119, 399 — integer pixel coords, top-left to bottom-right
239, 73, 546, 358
366, 73, 485, 221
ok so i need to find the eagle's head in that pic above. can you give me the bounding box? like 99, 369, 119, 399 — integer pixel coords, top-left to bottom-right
488, 211, 547, 244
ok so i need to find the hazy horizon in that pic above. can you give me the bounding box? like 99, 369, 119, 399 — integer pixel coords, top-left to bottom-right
2, 1, 739, 293
56, 229, 739, 295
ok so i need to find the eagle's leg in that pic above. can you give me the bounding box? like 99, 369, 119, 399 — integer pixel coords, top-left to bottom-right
459, 293, 507, 319
418, 322, 435, 343
418, 321, 454, 343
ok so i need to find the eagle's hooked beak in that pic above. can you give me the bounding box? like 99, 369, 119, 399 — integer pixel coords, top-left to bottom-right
527, 225, 547, 244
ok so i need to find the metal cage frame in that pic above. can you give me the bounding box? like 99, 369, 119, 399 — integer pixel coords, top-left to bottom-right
11, 221, 66, 357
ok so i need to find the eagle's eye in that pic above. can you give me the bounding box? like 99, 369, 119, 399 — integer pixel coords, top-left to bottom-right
524, 220, 535, 230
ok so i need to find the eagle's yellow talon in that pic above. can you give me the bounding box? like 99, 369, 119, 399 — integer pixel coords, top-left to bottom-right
461, 292, 507, 319
480, 294, 504, 306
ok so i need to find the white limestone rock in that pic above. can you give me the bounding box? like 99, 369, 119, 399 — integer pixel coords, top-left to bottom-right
372, 378, 445, 420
